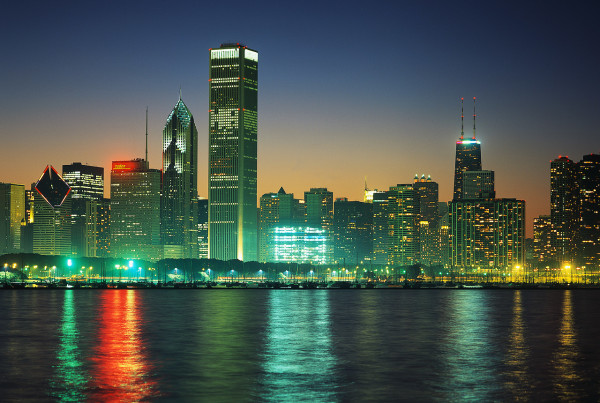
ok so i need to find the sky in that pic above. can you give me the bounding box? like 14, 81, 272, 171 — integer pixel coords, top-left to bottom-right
1, 0, 599, 237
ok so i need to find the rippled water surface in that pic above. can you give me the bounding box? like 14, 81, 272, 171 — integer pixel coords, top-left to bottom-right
1, 289, 600, 401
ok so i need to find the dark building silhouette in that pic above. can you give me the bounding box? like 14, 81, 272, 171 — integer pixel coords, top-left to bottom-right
577, 153, 600, 267
333, 198, 373, 265
550, 156, 579, 265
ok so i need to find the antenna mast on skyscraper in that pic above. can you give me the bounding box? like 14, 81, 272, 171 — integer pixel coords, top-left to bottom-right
145, 106, 148, 162
460, 97, 464, 140
472, 97, 477, 140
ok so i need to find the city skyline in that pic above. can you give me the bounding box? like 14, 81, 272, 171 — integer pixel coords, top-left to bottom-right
1, 1, 599, 238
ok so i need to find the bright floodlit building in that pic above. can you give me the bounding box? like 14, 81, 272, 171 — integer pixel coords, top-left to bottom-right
270, 226, 328, 264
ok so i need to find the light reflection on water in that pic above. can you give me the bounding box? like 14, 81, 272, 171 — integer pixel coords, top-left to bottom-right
503, 290, 530, 401
441, 291, 501, 401
261, 290, 337, 402
552, 290, 582, 400
1, 290, 600, 401
89, 290, 157, 401
49, 290, 88, 401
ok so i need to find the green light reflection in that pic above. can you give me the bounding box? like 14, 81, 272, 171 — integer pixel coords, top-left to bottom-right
262, 290, 336, 401
50, 290, 88, 401
442, 291, 500, 400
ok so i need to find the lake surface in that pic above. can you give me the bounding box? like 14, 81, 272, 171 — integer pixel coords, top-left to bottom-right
1, 289, 599, 402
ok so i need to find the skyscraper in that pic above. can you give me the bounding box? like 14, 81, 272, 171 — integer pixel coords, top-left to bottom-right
62, 162, 104, 200
198, 197, 208, 259
577, 154, 600, 268
333, 198, 373, 265
449, 198, 525, 272
533, 215, 553, 265
258, 187, 303, 263
413, 175, 441, 266
110, 159, 161, 261
550, 156, 578, 265
62, 162, 105, 257
32, 166, 72, 256
0, 183, 25, 254
463, 170, 495, 199
209, 43, 258, 261
161, 95, 198, 259
387, 184, 419, 267
304, 188, 334, 264
453, 98, 482, 200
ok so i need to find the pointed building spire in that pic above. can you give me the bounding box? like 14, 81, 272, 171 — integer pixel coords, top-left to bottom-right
179, 86, 182, 101
460, 97, 464, 140
145, 106, 148, 163
472, 97, 477, 140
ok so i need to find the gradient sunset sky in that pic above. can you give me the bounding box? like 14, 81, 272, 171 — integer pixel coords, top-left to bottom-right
1, 1, 598, 236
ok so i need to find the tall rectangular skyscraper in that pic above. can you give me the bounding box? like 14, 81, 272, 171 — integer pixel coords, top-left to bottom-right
62, 162, 105, 257
111, 160, 161, 261
209, 43, 258, 261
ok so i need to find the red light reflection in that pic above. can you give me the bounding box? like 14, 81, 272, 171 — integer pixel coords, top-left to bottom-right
90, 291, 157, 401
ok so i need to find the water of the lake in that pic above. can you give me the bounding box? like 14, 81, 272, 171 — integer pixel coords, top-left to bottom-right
1, 289, 599, 402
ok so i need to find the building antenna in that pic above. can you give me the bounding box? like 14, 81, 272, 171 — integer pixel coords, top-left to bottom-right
472, 97, 477, 140
460, 97, 464, 140
179, 86, 182, 101
364, 176, 368, 191
145, 106, 148, 162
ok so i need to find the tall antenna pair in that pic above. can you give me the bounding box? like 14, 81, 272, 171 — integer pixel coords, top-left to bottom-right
460, 97, 477, 140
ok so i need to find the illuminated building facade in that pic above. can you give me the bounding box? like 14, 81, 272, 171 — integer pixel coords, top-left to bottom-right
372, 191, 389, 265
209, 43, 258, 261
259, 187, 303, 262
270, 226, 327, 264
413, 175, 440, 266
333, 198, 373, 265
304, 188, 334, 264
463, 170, 495, 199
62, 162, 104, 200
32, 166, 72, 256
161, 96, 198, 259
550, 156, 579, 265
198, 197, 208, 259
62, 162, 105, 258
0, 183, 25, 254
387, 184, 419, 267
533, 215, 553, 264
97, 198, 110, 257
110, 160, 161, 261
449, 198, 525, 271
578, 153, 600, 268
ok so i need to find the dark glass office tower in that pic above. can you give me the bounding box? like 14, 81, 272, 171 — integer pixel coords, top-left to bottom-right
453, 140, 482, 200
578, 154, 600, 267
161, 95, 198, 259
209, 43, 258, 261
550, 156, 579, 265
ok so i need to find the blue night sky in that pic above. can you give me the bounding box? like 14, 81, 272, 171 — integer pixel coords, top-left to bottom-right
1, 0, 599, 235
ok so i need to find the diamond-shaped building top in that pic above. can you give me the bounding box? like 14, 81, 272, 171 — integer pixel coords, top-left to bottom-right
35, 165, 71, 207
